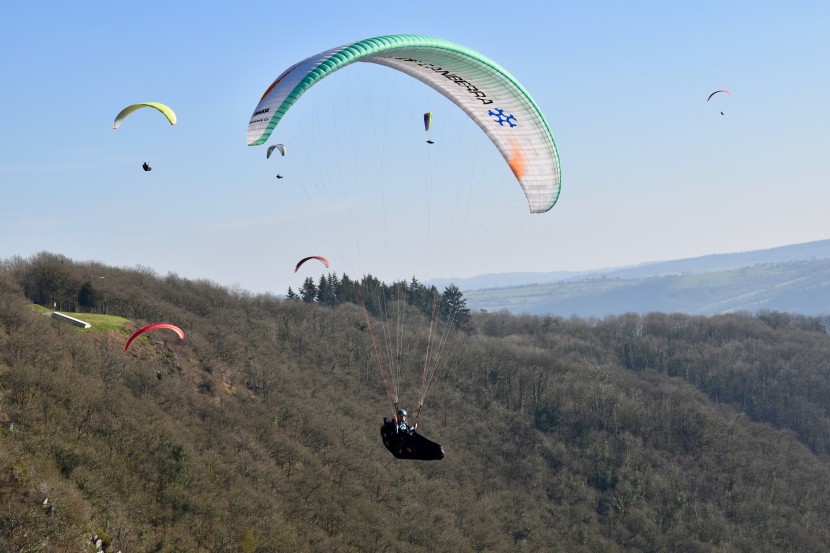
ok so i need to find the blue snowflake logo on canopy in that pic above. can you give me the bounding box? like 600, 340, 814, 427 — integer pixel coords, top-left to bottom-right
488, 108, 517, 128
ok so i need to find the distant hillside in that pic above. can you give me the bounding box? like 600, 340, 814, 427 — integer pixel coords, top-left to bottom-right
428, 270, 587, 290
460, 240, 830, 316
430, 237, 830, 291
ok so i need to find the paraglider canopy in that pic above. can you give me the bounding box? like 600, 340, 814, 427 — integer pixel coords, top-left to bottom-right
706, 89, 733, 102
707, 90, 733, 115
125, 323, 184, 351
294, 255, 330, 272
246, 34, 561, 214
266, 144, 286, 158
113, 102, 177, 129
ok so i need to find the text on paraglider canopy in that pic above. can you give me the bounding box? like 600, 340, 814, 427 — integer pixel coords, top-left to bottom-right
391, 57, 494, 105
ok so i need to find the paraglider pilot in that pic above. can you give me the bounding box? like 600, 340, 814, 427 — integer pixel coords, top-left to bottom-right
380, 407, 443, 459
142, 162, 152, 171
393, 408, 416, 434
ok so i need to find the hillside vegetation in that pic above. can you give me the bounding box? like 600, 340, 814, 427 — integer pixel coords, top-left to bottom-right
2, 252, 830, 552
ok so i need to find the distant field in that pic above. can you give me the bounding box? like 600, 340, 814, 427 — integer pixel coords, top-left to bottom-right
29, 305, 131, 331
463, 258, 830, 316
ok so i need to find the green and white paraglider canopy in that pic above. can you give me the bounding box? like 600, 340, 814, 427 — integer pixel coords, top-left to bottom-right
247, 34, 561, 214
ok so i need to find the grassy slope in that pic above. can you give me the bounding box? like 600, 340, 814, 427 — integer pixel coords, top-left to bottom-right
29, 304, 132, 332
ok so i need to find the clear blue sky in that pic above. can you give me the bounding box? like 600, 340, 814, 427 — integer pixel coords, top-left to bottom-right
1, 1, 828, 294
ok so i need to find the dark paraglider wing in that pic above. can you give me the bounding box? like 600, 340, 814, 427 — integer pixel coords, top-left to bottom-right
380, 421, 444, 460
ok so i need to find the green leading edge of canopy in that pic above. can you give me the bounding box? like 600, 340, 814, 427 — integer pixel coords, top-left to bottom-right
250, 35, 555, 151
249, 34, 561, 213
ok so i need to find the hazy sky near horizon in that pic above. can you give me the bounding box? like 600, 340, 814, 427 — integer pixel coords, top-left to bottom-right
1, 1, 828, 294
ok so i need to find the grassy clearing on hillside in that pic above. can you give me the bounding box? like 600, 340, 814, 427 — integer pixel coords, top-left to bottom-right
28, 304, 131, 331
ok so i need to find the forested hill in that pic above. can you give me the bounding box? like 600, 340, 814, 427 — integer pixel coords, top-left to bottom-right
3, 253, 830, 552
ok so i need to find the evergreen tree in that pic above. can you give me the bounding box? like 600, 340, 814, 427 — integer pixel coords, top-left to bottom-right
325, 272, 341, 306
389, 279, 406, 304
299, 277, 317, 303
285, 286, 299, 301
359, 274, 384, 316
407, 276, 435, 313
338, 274, 357, 304
441, 284, 470, 328
408, 276, 420, 305
316, 274, 335, 306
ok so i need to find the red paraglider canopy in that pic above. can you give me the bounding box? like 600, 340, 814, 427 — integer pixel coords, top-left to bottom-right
125, 323, 185, 351
294, 255, 330, 273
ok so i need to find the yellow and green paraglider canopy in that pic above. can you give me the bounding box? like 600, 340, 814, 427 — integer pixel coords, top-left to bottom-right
113, 102, 177, 130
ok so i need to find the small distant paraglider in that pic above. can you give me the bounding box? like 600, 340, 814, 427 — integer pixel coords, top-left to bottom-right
266, 144, 286, 159
424, 112, 434, 144
113, 102, 177, 129
706, 90, 733, 102
268, 144, 287, 178
114, 102, 176, 171
125, 323, 185, 351
707, 90, 733, 115
295, 255, 330, 273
